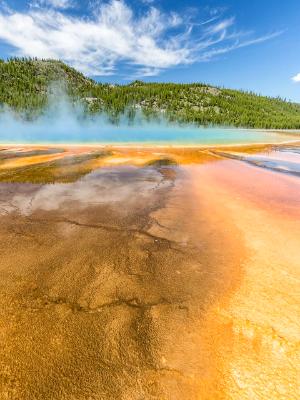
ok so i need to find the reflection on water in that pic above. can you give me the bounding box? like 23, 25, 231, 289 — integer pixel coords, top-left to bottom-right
218, 146, 300, 176
0, 167, 171, 216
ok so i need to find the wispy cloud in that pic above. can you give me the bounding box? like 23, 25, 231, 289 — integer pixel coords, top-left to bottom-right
0, 0, 282, 77
198, 31, 283, 61
292, 73, 300, 83
31, 0, 74, 9
140, 0, 155, 4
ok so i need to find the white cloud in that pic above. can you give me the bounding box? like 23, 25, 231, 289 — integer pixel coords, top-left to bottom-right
0, 0, 282, 77
198, 31, 283, 61
206, 17, 235, 34
292, 73, 300, 83
31, 0, 74, 9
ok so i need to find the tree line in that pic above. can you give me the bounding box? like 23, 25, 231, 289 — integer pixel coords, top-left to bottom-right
1, 58, 300, 129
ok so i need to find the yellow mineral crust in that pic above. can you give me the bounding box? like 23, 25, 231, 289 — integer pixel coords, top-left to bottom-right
0, 144, 299, 399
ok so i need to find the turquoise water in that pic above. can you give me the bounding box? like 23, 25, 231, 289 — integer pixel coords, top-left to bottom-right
0, 115, 298, 145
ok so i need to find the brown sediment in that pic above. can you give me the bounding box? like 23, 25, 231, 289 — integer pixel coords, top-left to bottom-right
0, 150, 113, 183
0, 163, 241, 399
0, 145, 226, 183
0, 145, 299, 399
0, 152, 68, 169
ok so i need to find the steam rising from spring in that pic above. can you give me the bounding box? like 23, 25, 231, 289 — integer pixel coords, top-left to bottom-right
0, 85, 196, 144
0, 86, 291, 145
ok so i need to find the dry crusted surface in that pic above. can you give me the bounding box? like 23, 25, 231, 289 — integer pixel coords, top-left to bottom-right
0, 162, 239, 400
0, 147, 299, 400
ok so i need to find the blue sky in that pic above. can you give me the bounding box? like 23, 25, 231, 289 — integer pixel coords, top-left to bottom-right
0, 0, 300, 101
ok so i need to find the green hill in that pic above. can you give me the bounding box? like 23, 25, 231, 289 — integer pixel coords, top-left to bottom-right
1, 58, 300, 129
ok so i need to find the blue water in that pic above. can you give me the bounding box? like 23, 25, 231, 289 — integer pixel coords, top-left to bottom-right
0, 115, 297, 145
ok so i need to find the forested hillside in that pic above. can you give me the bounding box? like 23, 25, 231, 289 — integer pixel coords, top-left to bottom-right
1, 58, 300, 129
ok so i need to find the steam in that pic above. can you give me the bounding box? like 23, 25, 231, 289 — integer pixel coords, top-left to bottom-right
0, 87, 288, 145
0, 86, 200, 144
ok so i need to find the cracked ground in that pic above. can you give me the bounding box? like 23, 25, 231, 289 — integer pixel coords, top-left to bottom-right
0, 163, 231, 400
0, 146, 299, 400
